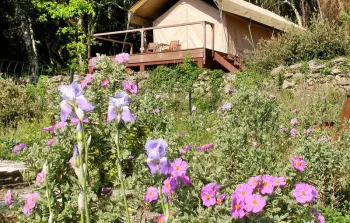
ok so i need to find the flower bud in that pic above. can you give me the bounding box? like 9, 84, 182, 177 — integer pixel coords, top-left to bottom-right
76, 124, 83, 142
78, 191, 84, 212
43, 161, 48, 175
77, 142, 84, 154
76, 108, 85, 121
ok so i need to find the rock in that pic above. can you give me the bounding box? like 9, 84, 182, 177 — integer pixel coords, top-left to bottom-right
308, 73, 321, 79
270, 65, 285, 76
331, 57, 346, 65
282, 80, 295, 89
0, 161, 27, 187
337, 77, 350, 86
284, 73, 294, 78
288, 63, 301, 73
310, 64, 326, 73
294, 73, 305, 79
330, 68, 342, 75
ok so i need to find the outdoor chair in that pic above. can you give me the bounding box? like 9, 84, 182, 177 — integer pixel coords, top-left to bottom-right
145, 42, 158, 53
161, 40, 180, 52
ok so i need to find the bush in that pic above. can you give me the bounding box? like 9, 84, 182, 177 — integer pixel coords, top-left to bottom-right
246, 19, 350, 73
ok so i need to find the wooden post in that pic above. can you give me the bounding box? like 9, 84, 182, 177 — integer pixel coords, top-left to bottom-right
212, 24, 215, 57
203, 22, 206, 64
140, 30, 144, 53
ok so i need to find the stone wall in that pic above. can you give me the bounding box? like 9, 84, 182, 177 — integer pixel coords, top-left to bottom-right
270, 57, 350, 92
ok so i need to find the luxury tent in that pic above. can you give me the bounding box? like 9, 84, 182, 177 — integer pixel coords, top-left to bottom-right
129, 0, 301, 56
91, 0, 301, 72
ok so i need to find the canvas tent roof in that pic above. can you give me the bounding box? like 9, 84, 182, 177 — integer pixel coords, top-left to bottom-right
129, 0, 301, 32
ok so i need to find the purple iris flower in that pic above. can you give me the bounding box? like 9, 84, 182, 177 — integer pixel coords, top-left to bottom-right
59, 83, 95, 122
145, 138, 172, 175
107, 92, 135, 123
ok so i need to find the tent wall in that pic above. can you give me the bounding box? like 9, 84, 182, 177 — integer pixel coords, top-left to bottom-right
153, 0, 228, 53
225, 13, 274, 55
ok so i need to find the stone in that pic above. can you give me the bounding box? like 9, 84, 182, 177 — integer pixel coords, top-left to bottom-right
282, 80, 295, 89
331, 57, 346, 65
308, 73, 321, 79
330, 68, 342, 75
284, 73, 294, 78
310, 64, 326, 73
288, 63, 301, 73
270, 65, 285, 76
338, 77, 350, 86
294, 73, 305, 79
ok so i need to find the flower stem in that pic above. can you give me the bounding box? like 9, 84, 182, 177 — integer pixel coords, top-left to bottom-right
78, 120, 90, 223
45, 162, 54, 223
115, 126, 131, 223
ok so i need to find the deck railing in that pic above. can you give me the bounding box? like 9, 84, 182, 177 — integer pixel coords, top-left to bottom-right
90, 20, 215, 64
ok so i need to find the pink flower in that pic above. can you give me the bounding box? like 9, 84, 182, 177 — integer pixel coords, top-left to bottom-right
101, 78, 110, 87
201, 189, 216, 207
290, 128, 297, 137
216, 194, 226, 205
71, 117, 89, 125
244, 194, 266, 213
28, 192, 40, 203
306, 128, 312, 136
162, 177, 177, 195
42, 125, 55, 133
291, 118, 297, 125
273, 176, 287, 187
36, 170, 45, 185
122, 81, 138, 94
281, 127, 287, 133
233, 183, 253, 202
252, 141, 257, 147
179, 145, 192, 155
54, 121, 67, 134
291, 156, 306, 172
12, 143, 27, 154
81, 74, 93, 89
47, 138, 56, 147
292, 183, 317, 204
155, 95, 161, 100
156, 214, 165, 223
144, 187, 158, 203
247, 176, 261, 189
68, 157, 75, 169
260, 175, 275, 195
180, 174, 192, 186
152, 108, 161, 114
197, 143, 214, 151
23, 199, 35, 216
312, 209, 325, 223
115, 53, 130, 64
4, 190, 11, 206
171, 158, 188, 177
231, 196, 246, 219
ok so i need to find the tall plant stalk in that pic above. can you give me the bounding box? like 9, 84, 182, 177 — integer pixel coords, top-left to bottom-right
115, 125, 131, 223
77, 120, 90, 223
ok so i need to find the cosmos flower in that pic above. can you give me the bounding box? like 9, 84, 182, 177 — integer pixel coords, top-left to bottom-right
145, 187, 158, 203
291, 156, 306, 172
115, 53, 130, 64
4, 190, 11, 206
244, 194, 266, 213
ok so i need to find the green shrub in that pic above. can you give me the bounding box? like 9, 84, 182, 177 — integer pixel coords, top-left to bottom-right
246, 19, 350, 73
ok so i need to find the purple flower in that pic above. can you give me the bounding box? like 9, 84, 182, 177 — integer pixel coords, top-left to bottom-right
290, 128, 297, 137
291, 118, 297, 125
171, 158, 188, 177
260, 175, 275, 195
220, 102, 232, 111
179, 145, 192, 155
12, 143, 27, 154
123, 81, 138, 94
201, 188, 216, 207
101, 78, 110, 87
292, 183, 317, 204
247, 176, 261, 189
71, 117, 89, 125
115, 53, 130, 64
312, 210, 325, 223
217, 194, 226, 205
23, 199, 35, 216
234, 183, 253, 202
107, 92, 135, 122
145, 139, 172, 175
4, 190, 11, 206
47, 138, 56, 147
291, 156, 306, 172
180, 174, 192, 186
162, 177, 177, 195
81, 74, 93, 89
197, 143, 214, 151
42, 125, 55, 133
36, 170, 45, 185
273, 176, 287, 187
231, 196, 246, 219
68, 157, 75, 169
59, 83, 95, 122
281, 127, 287, 133
152, 108, 161, 114
144, 187, 158, 203
306, 128, 312, 136
101, 187, 113, 197
244, 194, 266, 213
55, 121, 67, 133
